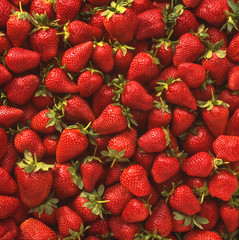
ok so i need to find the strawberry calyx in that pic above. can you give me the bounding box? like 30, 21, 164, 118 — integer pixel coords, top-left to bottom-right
101, 0, 134, 20
161, 181, 183, 203
83, 146, 103, 164
10, 1, 32, 22
162, 126, 171, 148
173, 211, 209, 230
141, 196, 153, 215
62, 224, 90, 240
229, 189, 239, 209
134, 228, 170, 240
202, 39, 227, 59
35, 84, 53, 98
17, 150, 55, 173
29, 192, 59, 217
155, 77, 181, 96
191, 24, 209, 41
101, 146, 129, 167
213, 157, 230, 173
220, 229, 239, 240
0, 90, 9, 106
192, 181, 209, 204
153, 98, 171, 113
81, 184, 110, 219
83, 61, 104, 77
199, 71, 215, 92
0, 31, 5, 37
67, 160, 83, 189
111, 40, 135, 56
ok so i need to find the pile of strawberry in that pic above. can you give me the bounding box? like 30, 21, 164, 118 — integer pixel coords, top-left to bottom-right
0, 0, 239, 239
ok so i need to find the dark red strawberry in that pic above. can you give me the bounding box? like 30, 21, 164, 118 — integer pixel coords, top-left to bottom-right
0, 105, 23, 128
206, 27, 228, 49
88, 0, 110, 6
226, 108, 239, 136
131, 0, 154, 14
43, 134, 58, 156
227, 32, 239, 63
219, 89, 239, 114
0, 219, 18, 240
0, 0, 18, 27
0, 64, 12, 87
0, 32, 11, 55
182, 0, 201, 8
0, 195, 19, 219
30, 0, 55, 19
228, 65, 239, 91
184, 230, 223, 239
0, 166, 17, 195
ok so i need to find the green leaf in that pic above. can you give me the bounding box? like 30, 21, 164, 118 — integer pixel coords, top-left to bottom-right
196, 216, 209, 224
97, 184, 105, 196
173, 211, 185, 221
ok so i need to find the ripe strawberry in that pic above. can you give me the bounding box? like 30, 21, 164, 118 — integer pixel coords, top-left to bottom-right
77, 69, 104, 97
62, 41, 93, 73
104, 183, 134, 215
20, 218, 57, 240
208, 169, 238, 201
220, 202, 239, 233
43, 134, 58, 156
184, 230, 223, 239
227, 32, 239, 62
0, 32, 11, 55
55, 0, 81, 24
194, 0, 229, 27
182, 0, 201, 8
0, 195, 19, 219
15, 151, 54, 208
7, 5, 32, 47
177, 63, 206, 88
30, 0, 55, 19
206, 27, 228, 49
0, 64, 11, 87
213, 135, 239, 162
4, 74, 39, 105
169, 184, 201, 215
135, 9, 165, 40
9, 0, 30, 6
145, 200, 172, 237
0, 105, 23, 128
85, 237, 101, 240
219, 89, 239, 114
19, 102, 38, 125
182, 152, 214, 177
45, 68, 78, 94
120, 164, 151, 197
108, 215, 140, 240
228, 65, 239, 91
88, 0, 110, 6
226, 108, 239, 136
0, 167, 17, 195
0, 219, 18, 240
85, 218, 109, 237
5, 47, 40, 73
102, 1, 138, 43
151, 152, 180, 184
138, 127, 170, 153
0, 0, 18, 27
14, 129, 46, 159
127, 52, 160, 84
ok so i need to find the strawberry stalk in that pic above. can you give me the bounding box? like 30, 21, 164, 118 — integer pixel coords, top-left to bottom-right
155, 77, 182, 96
134, 228, 171, 240
67, 160, 83, 190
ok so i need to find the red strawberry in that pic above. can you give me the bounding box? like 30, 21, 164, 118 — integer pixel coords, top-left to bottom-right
227, 32, 239, 63
30, 0, 55, 19
191, 80, 215, 102
7, 5, 32, 47
0, 32, 11, 55
120, 164, 151, 197
4, 74, 39, 105
228, 65, 239, 91
0, 166, 17, 195
151, 152, 180, 184
20, 218, 57, 240
102, 1, 138, 43
138, 127, 170, 153
0, 195, 19, 219
182, 152, 214, 177
0, 219, 18, 240
122, 198, 150, 223
0, 64, 12, 87
19, 102, 38, 125
9, 0, 30, 6
127, 52, 160, 84
169, 184, 201, 215
182, 0, 201, 8
0, 0, 18, 27
108, 215, 140, 240
5, 47, 40, 73
0, 105, 23, 128
220, 202, 239, 233
85, 218, 109, 237
15, 151, 54, 208
43, 134, 58, 156
226, 108, 239, 136
88, 0, 110, 6
208, 169, 238, 201
14, 129, 46, 159
135, 9, 165, 40
45, 68, 78, 94
145, 200, 172, 237
219, 89, 239, 114
62, 41, 93, 73
55, 0, 81, 24
184, 230, 223, 239
206, 27, 228, 49
130, 0, 154, 14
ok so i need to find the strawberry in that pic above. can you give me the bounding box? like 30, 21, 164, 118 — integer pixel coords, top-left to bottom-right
0, 0, 18, 27
91, 41, 114, 73
120, 164, 151, 197
213, 135, 239, 162
219, 89, 239, 114
151, 152, 180, 184
9, 0, 30, 6
104, 183, 134, 215
182, 0, 201, 8
169, 184, 201, 215
5, 47, 40, 73
194, 0, 229, 27
172, 107, 197, 136
182, 152, 214, 177
198, 93, 229, 137
108, 215, 140, 240
220, 202, 239, 233
85, 237, 101, 240
4, 74, 40, 105
0, 64, 12, 87
0, 105, 23, 128
122, 198, 150, 223
15, 151, 54, 208
177, 63, 206, 88
30, 0, 55, 19
0, 166, 17, 195
138, 127, 170, 153
0, 32, 11, 55
88, 0, 110, 6
206, 27, 228, 49
127, 52, 160, 84
227, 32, 239, 63
191, 81, 216, 102
85, 218, 109, 237
184, 230, 223, 239
226, 108, 239, 136
14, 129, 46, 159
77, 69, 104, 97
56, 124, 89, 163
19, 102, 38, 125
135, 9, 165, 40
0, 195, 19, 219
145, 200, 172, 237
0, 219, 18, 240
156, 78, 198, 111
7, 4, 32, 47
55, 0, 81, 24
43, 134, 58, 156
20, 218, 57, 240
131, 0, 154, 14
62, 41, 93, 73
208, 169, 238, 201
102, 1, 138, 43
45, 68, 78, 94
228, 65, 239, 91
